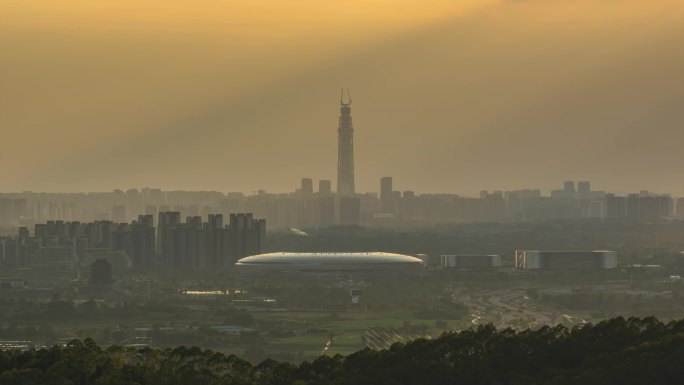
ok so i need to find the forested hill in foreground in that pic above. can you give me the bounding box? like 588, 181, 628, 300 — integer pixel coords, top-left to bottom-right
1, 317, 683, 385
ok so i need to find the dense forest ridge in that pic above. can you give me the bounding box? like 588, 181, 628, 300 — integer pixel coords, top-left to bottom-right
0, 317, 683, 385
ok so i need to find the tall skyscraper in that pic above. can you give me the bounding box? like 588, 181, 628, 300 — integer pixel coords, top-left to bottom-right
337, 89, 355, 197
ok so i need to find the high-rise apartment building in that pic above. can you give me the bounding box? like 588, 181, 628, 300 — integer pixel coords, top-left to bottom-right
577, 181, 591, 194
111, 215, 156, 269
563, 181, 576, 194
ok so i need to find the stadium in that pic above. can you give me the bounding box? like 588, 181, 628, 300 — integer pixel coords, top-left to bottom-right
235, 252, 424, 275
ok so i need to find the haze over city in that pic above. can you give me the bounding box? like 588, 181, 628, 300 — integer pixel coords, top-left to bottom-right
2, 0, 683, 195
3, 1, 684, 382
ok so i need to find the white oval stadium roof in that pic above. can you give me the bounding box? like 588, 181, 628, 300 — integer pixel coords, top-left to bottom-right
236, 252, 423, 266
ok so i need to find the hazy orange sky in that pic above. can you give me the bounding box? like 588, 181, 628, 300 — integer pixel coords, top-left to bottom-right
1, 0, 683, 195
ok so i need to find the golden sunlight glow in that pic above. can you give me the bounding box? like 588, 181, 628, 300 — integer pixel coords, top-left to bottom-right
1, 0, 683, 193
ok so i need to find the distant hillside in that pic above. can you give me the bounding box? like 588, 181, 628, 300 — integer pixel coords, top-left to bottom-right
1, 317, 683, 385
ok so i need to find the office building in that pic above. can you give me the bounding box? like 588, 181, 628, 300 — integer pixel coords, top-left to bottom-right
319, 180, 332, 195
515, 250, 617, 270
301, 178, 313, 196
380, 177, 393, 215
441, 255, 502, 269
339, 196, 361, 225
563, 181, 575, 194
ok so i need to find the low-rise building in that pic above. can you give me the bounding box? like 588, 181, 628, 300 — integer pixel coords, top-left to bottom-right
515, 250, 617, 270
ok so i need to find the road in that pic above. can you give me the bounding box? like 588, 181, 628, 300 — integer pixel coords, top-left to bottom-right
455, 290, 585, 330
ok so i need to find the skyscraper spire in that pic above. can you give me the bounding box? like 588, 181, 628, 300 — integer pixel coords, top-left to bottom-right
337, 89, 355, 197
340, 88, 352, 106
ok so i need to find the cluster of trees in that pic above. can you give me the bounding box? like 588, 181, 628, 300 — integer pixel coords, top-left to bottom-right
1, 317, 683, 384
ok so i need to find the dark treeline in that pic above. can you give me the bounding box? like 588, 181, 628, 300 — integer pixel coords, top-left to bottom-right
1, 317, 684, 385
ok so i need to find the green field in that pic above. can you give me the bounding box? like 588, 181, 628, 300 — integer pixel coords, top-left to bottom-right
256, 308, 469, 358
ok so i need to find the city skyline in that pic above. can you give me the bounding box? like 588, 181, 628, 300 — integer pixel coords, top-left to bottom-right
2, 0, 684, 374
0, 178, 682, 198
2, 180, 682, 233
1, 1, 683, 195
0, 85, 682, 198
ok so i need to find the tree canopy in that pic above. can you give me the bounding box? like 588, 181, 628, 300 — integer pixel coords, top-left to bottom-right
1, 317, 683, 385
